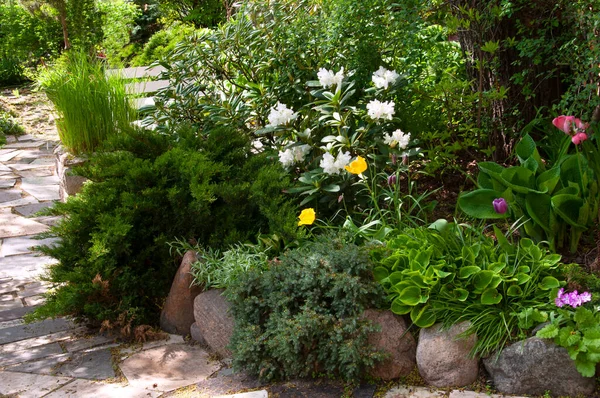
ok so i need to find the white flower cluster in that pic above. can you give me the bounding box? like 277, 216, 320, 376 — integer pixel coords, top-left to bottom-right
372, 66, 400, 89
320, 151, 352, 175
367, 99, 395, 121
278, 145, 311, 168
317, 67, 345, 89
267, 102, 298, 127
383, 129, 410, 149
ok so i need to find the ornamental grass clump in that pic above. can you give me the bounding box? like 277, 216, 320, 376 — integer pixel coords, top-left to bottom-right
37, 50, 135, 155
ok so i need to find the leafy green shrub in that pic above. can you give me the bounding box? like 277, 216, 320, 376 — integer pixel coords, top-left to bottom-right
37, 51, 135, 155
0, 111, 25, 136
34, 126, 300, 331
458, 133, 599, 253
130, 23, 197, 66
372, 221, 565, 357
226, 233, 386, 382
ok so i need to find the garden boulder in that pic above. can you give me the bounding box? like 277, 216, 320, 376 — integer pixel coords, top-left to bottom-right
484, 337, 596, 396
193, 288, 235, 358
362, 309, 416, 380
54, 145, 88, 202
159, 251, 203, 335
416, 322, 478, 387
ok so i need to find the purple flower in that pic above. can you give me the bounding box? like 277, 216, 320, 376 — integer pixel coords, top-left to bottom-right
555, 288, 592, 308
555, 288, 566, 307
387, 174, 397, 186
492, 198, 508, 214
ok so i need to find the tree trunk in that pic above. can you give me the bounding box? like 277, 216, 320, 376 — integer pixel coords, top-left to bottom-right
58, 7, 70, 50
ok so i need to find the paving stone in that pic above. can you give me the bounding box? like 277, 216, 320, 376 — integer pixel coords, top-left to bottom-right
22, 176, 60, 185
448, 391, 526, 398
0, 279, 20, 294
0, 148, 17, 156
3, 141, 46, 149
0, 318, 25, 329
20, 182, 60, 201
0, 178, 16, 188
1, 235, 59, 256
384, 386, 446, 398
0, 149, 22, 162
215, 391, 269, 398
24, 294, 46, 306
0, 327, 88, 353
43, 379, 162, 398
192, 369, 264, 397
18, 281, 53, 298
0, 195, 38, 208
31, 215, 63, 227
63, 333, 116, 352
0, 253, 57, 279
0, 317, 77, 344
0, 172, 19, 179
31, 157, 56, 165
0, 212, 48, 239
8, 163, 53, 171
118, 334, 185, 358
0, 305, 40, 322
120, 343, 220, 392
0, 370, 72, 398
18, 168, 55, 177
14, 157, 36, 164
0, 189, 22, 203
0, 342, 64, 366
0, 295, 24, 310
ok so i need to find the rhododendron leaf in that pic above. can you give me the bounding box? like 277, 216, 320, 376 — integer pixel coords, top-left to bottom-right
458, 189, 509, 219
481, 288, 503, 305
322, 184, 340, 193
526, 192, 552, 233
410, 305, 436, 328
552, 194, 586, 228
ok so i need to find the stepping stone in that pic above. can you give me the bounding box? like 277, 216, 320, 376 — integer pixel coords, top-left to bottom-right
3, 141, 46, 149
215, 391, 269, 398
31, 157, 56, 165
19, 168, 54, 177
0, 327, 88, 353
0, 317, 77, 345
22, 176, 60, 185
0, 163, 10, 172
119, 343, 220, 392
0, 253, 57, 279
0, 236, 59, 257
21, 178, 60, 201
0, 148, 17, 156
0, 150, 22, 162
8, 163, 53, 171
14, 202, 55, 217
24, 295, 46, 306
0, 294, 24, 311
0, 212, 48, 238
0, 305, 40, 322
0, 179, 16, 188
63, 333, 115, 353
0, 342, 64, 366
384, 386, 446, 398
13, 157, 35, 164
0, 172, 19, 179
17, 134, 36, 141
31, 215, 63, 227
0, 195, 38, 208
0, 371, 72, 398
448, 391, 527, 398
43, 379, 162, 398
17, 149, 55, 159
0, 189, 22, 203
17, 281, 53, 298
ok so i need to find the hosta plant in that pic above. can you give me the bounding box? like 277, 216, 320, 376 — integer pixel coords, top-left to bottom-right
372, 221, 565, 357
458, 133, 599, 252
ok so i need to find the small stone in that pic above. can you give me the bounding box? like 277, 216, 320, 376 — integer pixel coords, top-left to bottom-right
483, 337, 596, 396
194, 288, 235, 358
416, 322, 479, 387
160, 251, 203, 335
214, 391, 269, 398
361, 309, 417, 380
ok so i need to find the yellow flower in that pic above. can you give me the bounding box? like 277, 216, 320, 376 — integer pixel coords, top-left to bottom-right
345, 156, 368, 174
298, 208, 316, 226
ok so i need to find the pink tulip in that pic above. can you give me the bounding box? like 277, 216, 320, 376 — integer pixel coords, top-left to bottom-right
571, 132, 588, 145
552, 115, 587, 135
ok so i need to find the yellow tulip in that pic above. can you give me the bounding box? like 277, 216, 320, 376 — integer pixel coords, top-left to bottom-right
345, 156, 368, 174
298, 208, 316, 226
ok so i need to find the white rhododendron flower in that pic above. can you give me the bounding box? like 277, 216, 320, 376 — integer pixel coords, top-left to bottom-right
372, 66, 400, 89
320, 150, 351, 175
267, 102, 298, 127
278, 145, 311, 167
317, 67, 345, 88
383, 129, 410, 149
367, 99, 395, 121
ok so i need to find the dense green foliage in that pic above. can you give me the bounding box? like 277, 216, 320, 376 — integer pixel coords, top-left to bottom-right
37, 51, 135, 154
130, 23, 197, 66
35, 126, 299, 329
372, 222, 565, 357
226, 233, 386, 381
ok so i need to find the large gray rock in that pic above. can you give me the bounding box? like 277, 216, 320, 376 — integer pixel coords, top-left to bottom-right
484, 337, 596, 396
417, 322, 479, 387
362, 309, 416, 380
160, 251, 203, 335
193, 288, 235, 358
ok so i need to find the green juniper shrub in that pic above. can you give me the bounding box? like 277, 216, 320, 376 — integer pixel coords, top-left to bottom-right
225, 233, 387, 382
33, 126, 299, 333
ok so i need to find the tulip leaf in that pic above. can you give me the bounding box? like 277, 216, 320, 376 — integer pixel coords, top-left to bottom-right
515, 133, 536, 161
458, 189, 509, 219
552, 194, 586, 228
500, 166, 537, 194
537, 167, 561, 195
525, 192, 552, 233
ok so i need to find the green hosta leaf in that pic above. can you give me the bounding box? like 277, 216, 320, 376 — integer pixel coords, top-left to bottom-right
488, 261, 507, 273
453, 288, 469, 301
552, 194, 586, 228
507, 285, 523, 297
373, 267, 389, 282
522, 156, 539, 173
539, 276, 560, 290
536, 323, 559, 339
478, 172, 494, 189
481, 288, 503, 305
410, 274, 430, 288
399, 286, 422, 306
561, 153, 587, 187
489, 274, 503, 289
389, 271, 404, 286
515, 273, 531, 284
525, 192, 553, 233
391, 297, 412, 315
410, 304, 436, 328
518, 265, 531, 273
473, 270, 495, 290
459, 266, 481, 279
576, 360, 596, 378
458, 189, 509, 219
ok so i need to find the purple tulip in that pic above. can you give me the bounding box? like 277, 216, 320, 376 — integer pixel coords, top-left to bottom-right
387, 174, 397, 186
492, 198, 508, 214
